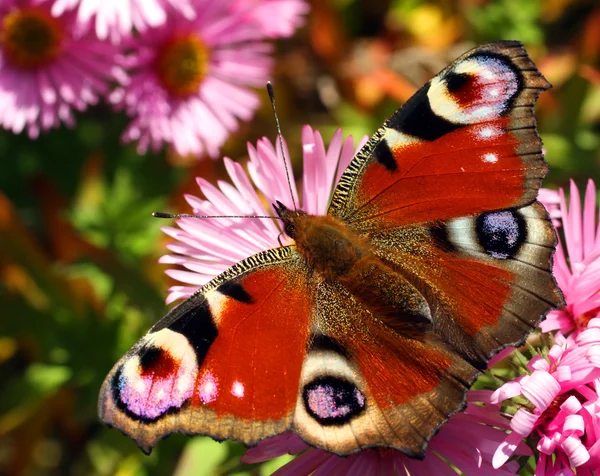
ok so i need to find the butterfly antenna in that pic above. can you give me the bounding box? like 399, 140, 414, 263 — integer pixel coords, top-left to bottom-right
267, 82, 297, 211
152, 212, 280, 220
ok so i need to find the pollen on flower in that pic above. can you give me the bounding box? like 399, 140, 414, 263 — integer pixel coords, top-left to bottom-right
0, 8, 63, 68
156, 35, 210, 96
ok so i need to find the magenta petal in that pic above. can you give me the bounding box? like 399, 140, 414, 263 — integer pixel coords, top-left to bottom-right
491, 381, 523, 404
241, 432, 308, 463
510, 409, 539, 436
537, 435, 558, 455
521, 371, 561, 411
493, 432, 523, 468
563, 414, 585, 437
562, 436, 591, 467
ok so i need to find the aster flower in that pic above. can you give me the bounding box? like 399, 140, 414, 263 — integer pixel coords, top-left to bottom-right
230, 0, 310, 39
160, 125, 366, 303
539, 180, 600, 339
538, 187, 561, 226
491, 319, 600, 473
112, 0, 307, 157
242, 391, 529, 475
49, 0, 196, 42
0, 0, 123, 138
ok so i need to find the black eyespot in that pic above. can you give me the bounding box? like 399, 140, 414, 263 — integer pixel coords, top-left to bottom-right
303, 376, 366, 425
475, 210, 526, 259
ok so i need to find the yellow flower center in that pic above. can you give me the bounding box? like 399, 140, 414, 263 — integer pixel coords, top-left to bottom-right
156, 35, 209, 96
1, 8, 64, 69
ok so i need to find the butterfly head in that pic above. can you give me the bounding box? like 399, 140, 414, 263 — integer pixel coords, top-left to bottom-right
273, 201, 307, 239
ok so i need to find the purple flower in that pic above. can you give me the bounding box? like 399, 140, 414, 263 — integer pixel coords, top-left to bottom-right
0, 0, 123, 137
539, 180, 600, 339
491, 319, 600, 473
242, 391, 529, 475
160, 126, 366, 303
112, 0, 307, 157
48, 0, 196, 42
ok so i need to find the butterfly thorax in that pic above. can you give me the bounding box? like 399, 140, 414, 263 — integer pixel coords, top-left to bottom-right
274, 201, 371, 280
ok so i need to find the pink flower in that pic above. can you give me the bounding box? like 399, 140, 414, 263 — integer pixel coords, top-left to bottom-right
230, 0, 310, 38
160, 126, 367, 303
539, 180, 600, 339
242, 391, 530, 475
0, 0, 123, 138
48, 0, 196, 42
112, 1, 306, 157
538, 187, 561, 226
491, 319, 600, 474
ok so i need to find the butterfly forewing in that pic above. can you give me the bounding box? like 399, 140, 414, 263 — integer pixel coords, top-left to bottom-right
329, 41, 550, 228
98, 246, 314, 453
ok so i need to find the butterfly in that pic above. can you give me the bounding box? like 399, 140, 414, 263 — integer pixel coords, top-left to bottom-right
98, 40, 562, 459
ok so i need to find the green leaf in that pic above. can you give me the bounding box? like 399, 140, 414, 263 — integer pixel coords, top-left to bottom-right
25, 364, 72, 393
174, 437, 229, 476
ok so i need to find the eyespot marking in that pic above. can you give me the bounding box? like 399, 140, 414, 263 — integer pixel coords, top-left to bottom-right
428, 53, 521, 125
112, 329, 198, 421
303, 376, 366, 426
476, 210, 526, 259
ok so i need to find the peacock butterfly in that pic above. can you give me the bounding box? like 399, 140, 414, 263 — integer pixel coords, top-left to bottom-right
98, 41, 562, 458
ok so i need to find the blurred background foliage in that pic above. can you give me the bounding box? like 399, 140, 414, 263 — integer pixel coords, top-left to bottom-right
1, 0, 599, 474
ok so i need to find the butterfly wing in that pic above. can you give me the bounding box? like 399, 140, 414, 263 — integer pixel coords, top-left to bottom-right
329, 40, 550, 227
327, 40, 561, 368
99, 246, 315, 453
306, 40, 562, 455
293, 279, 478, 457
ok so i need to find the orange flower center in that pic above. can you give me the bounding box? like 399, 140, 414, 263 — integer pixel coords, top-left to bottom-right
575, 306, 600, 331
1, 8, 63, 68
156, 35, 209, 96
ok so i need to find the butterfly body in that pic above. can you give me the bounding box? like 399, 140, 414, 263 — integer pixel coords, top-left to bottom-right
99, 41, 562, 459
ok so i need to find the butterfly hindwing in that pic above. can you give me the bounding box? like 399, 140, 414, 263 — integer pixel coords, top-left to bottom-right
292, 280, 478, 457
99, 246, 314, 453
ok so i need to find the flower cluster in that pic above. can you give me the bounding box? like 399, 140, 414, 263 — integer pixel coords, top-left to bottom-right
0, 0, 308, 155
492, 322, 600, 473
539, 180, 600, 341
161, 126, 600, 474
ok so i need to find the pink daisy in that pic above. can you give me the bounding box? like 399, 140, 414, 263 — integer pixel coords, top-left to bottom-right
111, 1, 307, 157
160, 125, 367, 303
230, 0, 310, 39
539, 180, 600, 338
0, 0, 124, 138
491, 319, 600, 474
538, 187, 561, 226
242, 391, 529, 475
48, 0, 196, 43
